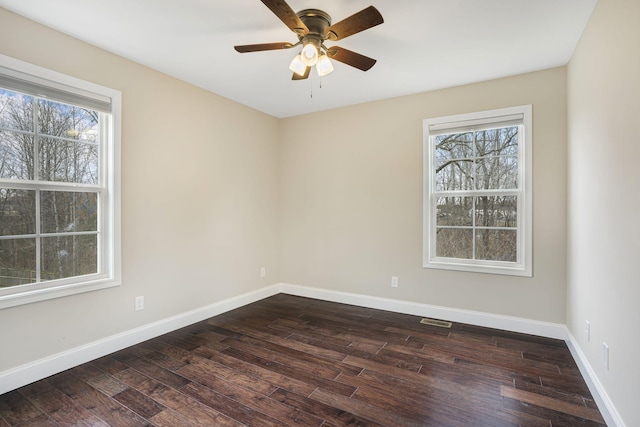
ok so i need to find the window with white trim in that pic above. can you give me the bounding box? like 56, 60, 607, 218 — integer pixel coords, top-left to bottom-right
0, 55, 121, 308
423, 105, 532, 276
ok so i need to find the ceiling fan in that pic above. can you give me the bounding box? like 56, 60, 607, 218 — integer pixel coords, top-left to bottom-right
234, 0, 383, 80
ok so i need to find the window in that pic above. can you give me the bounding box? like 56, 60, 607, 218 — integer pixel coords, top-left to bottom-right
0, 54, 121, 308
423, 105, 532, 276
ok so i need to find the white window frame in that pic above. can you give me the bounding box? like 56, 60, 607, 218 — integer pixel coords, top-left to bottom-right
423, 105, 532, 276
0, 54, 121, 308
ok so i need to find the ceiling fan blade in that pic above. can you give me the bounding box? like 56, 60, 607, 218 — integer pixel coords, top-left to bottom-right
325, 6, 383, 41
292, 67, 311, 80
326, 46, 377, 71
234, 42, 294, 53
261, 0, 309, 35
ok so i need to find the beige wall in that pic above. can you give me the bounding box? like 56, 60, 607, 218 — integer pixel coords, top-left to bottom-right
0, 8, 280, 371
279, 67, 567, 323
567, 0, 640, 425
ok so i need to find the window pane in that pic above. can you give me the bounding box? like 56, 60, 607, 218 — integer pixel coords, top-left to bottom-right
0, 238, 36, 287
474, 196, 517, 228
434, 158, 474, 191
41, 191, 98, 233
41, 234, 97, 280
435, 132, 473, 160
474, 127, 518, 157
0, 189, 35, 235
436, 196, 473, 226
475, 156, 518, 189
475, 229, 517, 262
0, 130, 35, 180
436, 228, 472, 259
38, 99, 99, 142
0, 89, 34, 131
38, 137, 98, 183
434, 129, 474, 191
474, 127, 519, 190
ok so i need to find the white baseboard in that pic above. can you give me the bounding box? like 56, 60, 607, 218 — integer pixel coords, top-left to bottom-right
0, 284, 281, 395
565, 329, 625, 427
279, 283, 567, 339
0, 282, 624, 427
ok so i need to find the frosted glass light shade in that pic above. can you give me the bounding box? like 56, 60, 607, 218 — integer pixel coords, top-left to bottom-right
316, 54, 334, 77
300, 44, 318, 66
289, 54, 306, 76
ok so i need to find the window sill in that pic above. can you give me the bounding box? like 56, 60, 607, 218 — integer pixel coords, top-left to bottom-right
0, 277, 120, 309
424, 258, 532, 277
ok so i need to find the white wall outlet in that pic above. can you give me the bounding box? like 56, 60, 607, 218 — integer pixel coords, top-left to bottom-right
391, 276, 399, 288
135, 296, 144, 311
603, 342, 609, 369
260, 267, 266, 278
585, 320, 590, 342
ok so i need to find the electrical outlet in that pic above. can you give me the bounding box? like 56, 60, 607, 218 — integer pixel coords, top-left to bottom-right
135, 296, 144, 311
585, 320, 590, 342
391, 276, 398, 288
260, 267, 266, 278
603, 342, 609, 369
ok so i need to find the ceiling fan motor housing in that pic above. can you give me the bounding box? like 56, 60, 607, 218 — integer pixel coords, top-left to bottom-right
296, 9, 332, 43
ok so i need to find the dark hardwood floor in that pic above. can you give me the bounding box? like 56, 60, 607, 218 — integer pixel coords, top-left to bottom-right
0, 294, 606, 426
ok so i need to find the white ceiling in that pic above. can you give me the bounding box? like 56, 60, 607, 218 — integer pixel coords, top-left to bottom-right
0, 0, 597, 118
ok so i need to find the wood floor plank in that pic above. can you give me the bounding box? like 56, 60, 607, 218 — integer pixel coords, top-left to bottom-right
337, 365, 512, 427
514, 377, 589, 407
112, 388, 165, 419
124, 357, 191, 390
3, 413, 58, 427
87, 398, 153, 427
89, 356, 128, 376
383, 340, 456, 364
0, 391, 43, 425
115, 368, 240, 426
298, 314, 410, 346
220, 346, 358, 396
0, 294, 605, 427
310, 388, 426, 427
216, 325, 352, 360
540, 372, 594, 397
269, 387, 385, 427
149, 408, 201, 427
500, 385, 605, 424
498, 406, 552, 427
342, 354, 425, 380
182, 381, 323, 427
47, 371, 115, 412
86, 374, 129, 397
191, 345, 318, 396
501, 396, 605, 427
28, 387, 111, 426
221, 334, 349, 378
177, 354, 278, 396
179, 382, 284, 427
15, 382, 54, 400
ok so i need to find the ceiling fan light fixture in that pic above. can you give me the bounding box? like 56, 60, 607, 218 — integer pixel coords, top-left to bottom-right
316, 53, 334, 77
289, 54, 307, 76
234, 1, 383, 82
300, 43, 319, 66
